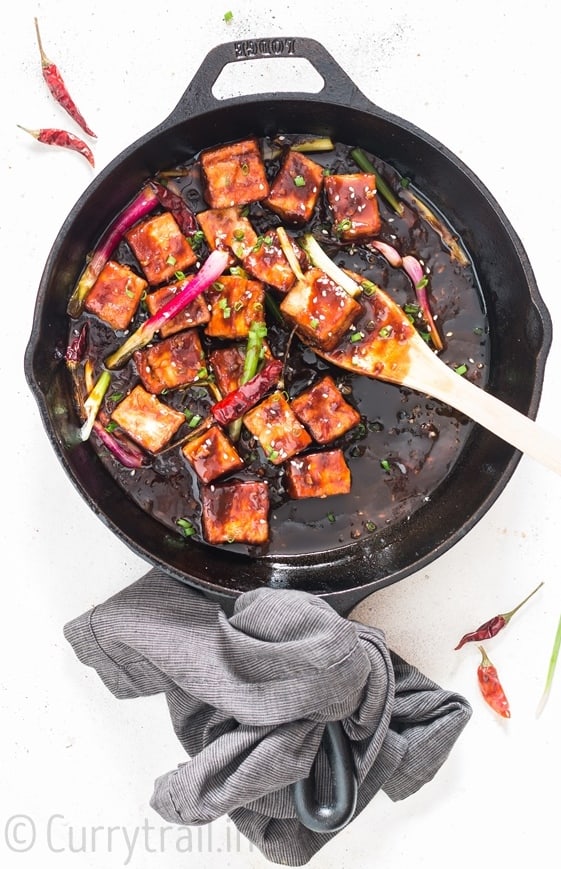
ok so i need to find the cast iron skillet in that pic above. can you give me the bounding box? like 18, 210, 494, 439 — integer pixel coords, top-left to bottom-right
25, 37, 552, 617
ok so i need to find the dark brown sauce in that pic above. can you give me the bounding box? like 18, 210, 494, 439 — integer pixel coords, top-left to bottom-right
68, 137, 489, 559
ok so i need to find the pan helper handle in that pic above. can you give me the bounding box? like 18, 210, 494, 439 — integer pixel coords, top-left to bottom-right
291, 720, 358, 832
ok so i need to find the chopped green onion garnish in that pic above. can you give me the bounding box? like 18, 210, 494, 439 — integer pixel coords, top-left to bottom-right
166, 255, 177, 266
361, 280, 377, 296
223, 10, 233, 22
336, 218, 352, 234
293, 175, 306, 187
380, 459, 391, 471
190, 231, 205, 250
218, 297, 231, 318
378, 325, 393, 338
454, 364, 468, 376
176, 518, 196, 537
349, 331, 364, 343
327, 512, 336, 523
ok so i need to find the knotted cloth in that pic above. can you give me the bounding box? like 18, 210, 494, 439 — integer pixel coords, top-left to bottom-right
63, 568, 471, 866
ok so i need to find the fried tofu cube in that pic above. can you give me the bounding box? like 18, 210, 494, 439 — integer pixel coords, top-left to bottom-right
324, 173, 382, 240
263, 151, 324, 223
133, 329, 207, 394
243, 391, 312, 465
84, 260, 147, 330
110, 384, 185, 452
197, 206, 258, 265
200, 138, 270, 209
279, 267, 362, 352
125, 211, 198, 286
291, 375, 361, 443
242, 228, 300, 293
182, 425, 245, 484
286, 450, 351, 499
205, 274, 265, 340
145, 279, 210, 337
201, 480, 270, 545
208, 344, 245, 395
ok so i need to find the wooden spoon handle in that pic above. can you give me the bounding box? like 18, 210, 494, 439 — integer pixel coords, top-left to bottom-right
402, 342, 561, 476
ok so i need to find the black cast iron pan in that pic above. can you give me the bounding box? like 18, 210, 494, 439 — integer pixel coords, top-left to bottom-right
24, 37, 552, 616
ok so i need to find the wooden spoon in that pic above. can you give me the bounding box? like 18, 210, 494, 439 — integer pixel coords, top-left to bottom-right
301, 236, 561, 477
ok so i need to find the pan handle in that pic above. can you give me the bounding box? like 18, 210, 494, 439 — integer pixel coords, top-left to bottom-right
291, 720, 358, 833
165, 36, 375, 125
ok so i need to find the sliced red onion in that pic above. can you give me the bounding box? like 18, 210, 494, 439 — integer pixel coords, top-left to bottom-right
92, 421, 147, 468
370, 239, 403, 268
402, 255, 443, 351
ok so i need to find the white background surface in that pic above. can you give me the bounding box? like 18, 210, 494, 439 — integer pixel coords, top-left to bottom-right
2, 1, 560, 867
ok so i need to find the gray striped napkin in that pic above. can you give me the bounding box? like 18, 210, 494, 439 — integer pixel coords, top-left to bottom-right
64, 568, 471, 866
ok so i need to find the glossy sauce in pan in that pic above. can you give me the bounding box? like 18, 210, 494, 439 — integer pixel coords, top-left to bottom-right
69, 137, 489, 559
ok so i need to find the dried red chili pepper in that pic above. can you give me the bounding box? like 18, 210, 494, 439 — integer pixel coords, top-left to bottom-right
34, 18, 96, 138
454, 581, 543, 650
211, 358, 284, 426
150, 180, 198, 236
17, 125, 95, 167
65, 324, 88, 366
477, 645, 511, 718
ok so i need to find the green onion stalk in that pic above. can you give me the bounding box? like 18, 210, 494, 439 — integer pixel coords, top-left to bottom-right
228, 320, 268, 441
536, 613, 561, 718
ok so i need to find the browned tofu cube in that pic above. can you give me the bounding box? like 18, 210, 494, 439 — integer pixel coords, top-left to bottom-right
197, 206, 258, 265
110, 384, 185, 452
125, 212, 198, 286
291, 375, 361, 443
201, 480, 270, 545
242, 228, 300, 293
263, 151, 324, 223
324, 173, 382, 240
182, 425, 244, 484
200, 138, 270, 209
145, 279, 210, 337
208, 344, 245, 395
286, 450, 351, 499
279, 267, 362, 352
84, 260, 147, 330
205, 274, 265, 340
133, 329, 206, 394
243, 391, 312, 465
